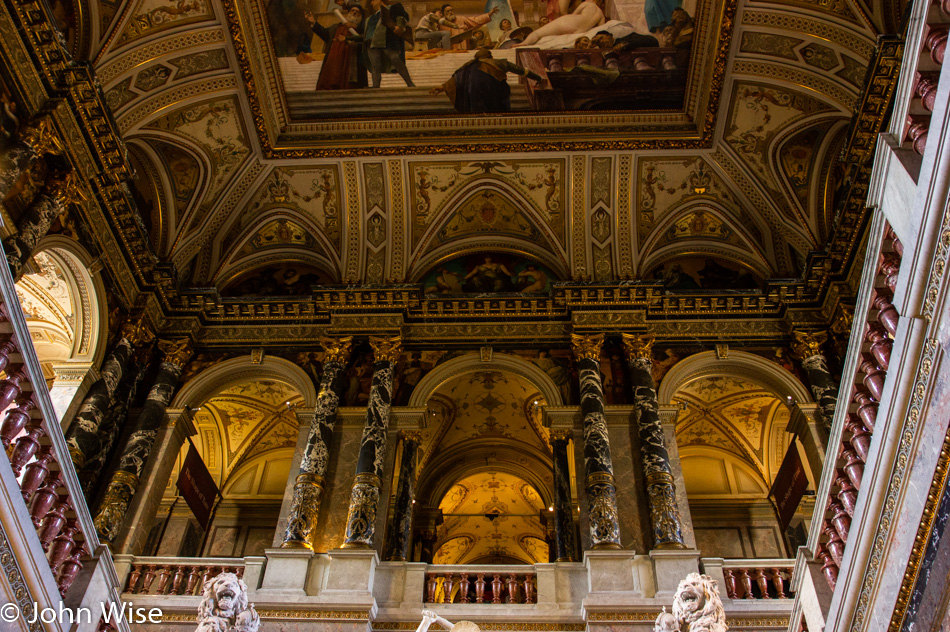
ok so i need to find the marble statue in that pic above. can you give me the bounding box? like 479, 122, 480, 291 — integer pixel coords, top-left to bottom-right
418, 610, 480, 632
196, 572, 260, 632
654, 573, 727, 632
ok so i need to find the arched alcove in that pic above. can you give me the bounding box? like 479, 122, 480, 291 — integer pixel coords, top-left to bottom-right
16, 237, 108, 422
661, 352, 812, 560
145, 357, 315, 558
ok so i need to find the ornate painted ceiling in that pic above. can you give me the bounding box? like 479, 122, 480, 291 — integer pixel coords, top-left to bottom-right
671, 375, 793, 498
58, 0, 901, 305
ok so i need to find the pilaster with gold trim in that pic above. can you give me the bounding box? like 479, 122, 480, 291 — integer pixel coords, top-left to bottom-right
790, 330, 839, 429
343, 335, 401, 548
282, 336, 353, 549
93, 338, 193, 544
551, 430, 577, 561
384, 430, 421, 561
571, 333, 621, 550
622, 333, 687, 550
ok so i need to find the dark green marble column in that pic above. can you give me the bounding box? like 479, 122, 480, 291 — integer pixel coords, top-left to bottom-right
342, 336, 401, 548
93, 339, 193, 543
282, 337, 353, 549
551, 430, 577, 561
65, 315, 154, 473
791, 330, 839, 429
4, 170, 78, 281
384, 431, 421, 561
622, 333, 687, 550
571, 333, 621, 550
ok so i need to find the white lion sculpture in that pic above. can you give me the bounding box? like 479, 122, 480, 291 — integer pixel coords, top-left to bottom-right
196, 571, 260, 632
654, 573, 727, 632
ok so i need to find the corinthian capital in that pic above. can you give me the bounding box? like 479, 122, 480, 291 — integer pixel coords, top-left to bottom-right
158, 338, 194, 368
19, 116, 62, 155
320, 336, 353, 365
370, 335, 402, 364
121, 313, 154, 347
790, 330, 828, 360
571, 333, 604, 361
621, 333, 654, 360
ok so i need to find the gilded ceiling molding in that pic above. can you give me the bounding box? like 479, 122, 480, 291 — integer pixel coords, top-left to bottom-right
175, 161, 268, 275
740, 10, 875, 59
656, 350, 813, 405
171, 355, 318, 409
96, 27, 227, 85
389, 160, 406, 281
343, 161, 361, 282
407, 352, 565, 407
732, 59, 858, 110
117, 75, 238, 133
571, 157, 587, 279
616, 155, 635, 278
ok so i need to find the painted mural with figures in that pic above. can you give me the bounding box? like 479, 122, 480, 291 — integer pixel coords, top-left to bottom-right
421, 253, 558, 294
265, 0, 699, 117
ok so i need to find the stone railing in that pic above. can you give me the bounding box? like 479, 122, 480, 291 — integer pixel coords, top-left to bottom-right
123, 557, 246, 596
902, 1, 949, 157
0, 262, 102, 598
424, 567, 537, 604
811, 227, 903, 591
720, 560, 794, 600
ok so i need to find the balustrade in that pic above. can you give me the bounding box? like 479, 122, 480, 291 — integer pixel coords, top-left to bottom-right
424, 569, 537, 604
812, 226, 903, 590
123, 558, 246, 596
720, 562, 794, 600
0, 301, 96, 596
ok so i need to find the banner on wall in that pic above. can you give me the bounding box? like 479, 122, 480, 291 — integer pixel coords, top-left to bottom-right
177, 441, 219, 529
769, 442, 809, 531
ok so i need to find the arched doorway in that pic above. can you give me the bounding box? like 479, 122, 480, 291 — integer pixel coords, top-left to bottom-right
403, 354, 568, 565
145, 357, 315, 557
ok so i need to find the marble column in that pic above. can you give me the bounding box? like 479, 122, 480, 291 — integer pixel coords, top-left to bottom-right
384, 431, 421, 561
281, 336, 353, 549
0, 116, 60, 199
65, 315, 154, 474
4, 170, 79, 280
570, 333, 621, 550
791, 330, 839, 429
77, 363, 145, 495
551, 430, 577, 562
93, 338, 193, 544
621, 333, 687, 550
342, 335, 401, 548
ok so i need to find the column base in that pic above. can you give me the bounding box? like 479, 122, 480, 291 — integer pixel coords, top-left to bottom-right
582, 549, 649, 609
649, 548, 700, 600
258, 547, 314, 596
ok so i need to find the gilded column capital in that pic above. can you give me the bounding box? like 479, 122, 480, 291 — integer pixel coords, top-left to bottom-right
56, 173, 85, 207
570, 333, 604, 361
320, 336, 353, 365
19, 116, 62, 155
158, 338, 194, 368
121, 314, 154, 347
369, 335, 402, 364
400, 430, 424, 444
621, 333, 655, 360
790, 330, 828, 360
551, 429, 573, 443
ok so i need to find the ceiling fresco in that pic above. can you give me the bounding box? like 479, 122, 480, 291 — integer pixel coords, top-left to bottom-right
52, 0, 894, 311
671, 375, 793, 498
15, 251, 77, 362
